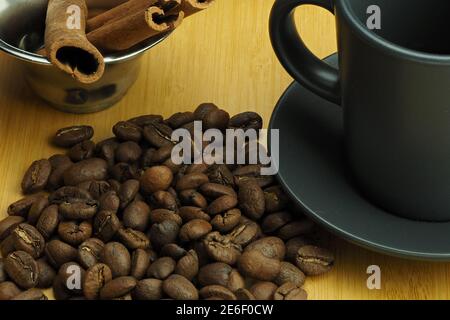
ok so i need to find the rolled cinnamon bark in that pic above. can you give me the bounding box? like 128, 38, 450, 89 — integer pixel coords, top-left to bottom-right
44, 0, 105, 84
87, 6, 184, 53
170, 0, 215, 18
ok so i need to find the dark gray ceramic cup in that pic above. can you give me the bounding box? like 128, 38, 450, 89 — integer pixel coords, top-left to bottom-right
270, 0, 450, 221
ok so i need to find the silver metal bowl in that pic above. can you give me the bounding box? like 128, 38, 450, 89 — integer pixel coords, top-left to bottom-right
0, 0, 169, 113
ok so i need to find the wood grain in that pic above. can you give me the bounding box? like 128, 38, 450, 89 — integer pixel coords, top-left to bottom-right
0, 0, 447, 300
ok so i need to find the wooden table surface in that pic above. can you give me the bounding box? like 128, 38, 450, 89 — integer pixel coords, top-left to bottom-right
0, 0, 448, 300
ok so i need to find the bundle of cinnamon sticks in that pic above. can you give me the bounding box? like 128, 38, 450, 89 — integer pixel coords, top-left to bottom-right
40, 0, 214, 84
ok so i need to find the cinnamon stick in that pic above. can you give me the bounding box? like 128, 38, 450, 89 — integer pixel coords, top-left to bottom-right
87, 6, 184, 53
44, 0, 105, 84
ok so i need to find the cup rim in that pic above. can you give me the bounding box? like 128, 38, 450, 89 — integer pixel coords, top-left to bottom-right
0, 31, 170, 65
337, 0, 450, 64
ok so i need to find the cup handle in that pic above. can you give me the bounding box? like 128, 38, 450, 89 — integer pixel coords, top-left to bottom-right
270, 0, 341, 105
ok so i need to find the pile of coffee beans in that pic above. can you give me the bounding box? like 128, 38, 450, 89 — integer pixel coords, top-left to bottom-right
0, 103, 334, 300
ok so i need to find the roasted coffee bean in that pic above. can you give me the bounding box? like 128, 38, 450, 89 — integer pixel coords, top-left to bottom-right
143, 122, 175, 148
274, 262, 306, 287
200, 285, 236, 300
52, 274, 71, 300
7, 195, 41, 217
274, 282, 307, 300
130, 249, 150, 280
207, 195, 238, 215
0, 216, 25, 241
206, 165, 234, 187
140, 166, 173, 194
48, 155, 73, 191
140, 148, 157, 168
174, 250, 198, 281
277, 219, 315, 240
36, 258, 56, 288
229, 221, 260, 246
27, 196, 49, 225
235, 288, 255, 300
118, 179, 140, 209
264, 186, 289, 213
83, 263, 113, 300
63, 158, 108, 186
150, 144, 173, 163
132, 279, 163, 300
237, 250, 281, 281
96, 138, 119, 166
100, 242, 131, 278
147, 257, 176, 280
149, 209, 182, 226
296, 245, 334, 276
11, 288, 47, 300
261, 211, 293, 234
115, 141, 142, 163
150, 190, 178, 211
178, 206, 210, 222
0, 258, 6, 282
179, 189, 208, 209
199, 183, 236, 199
203, 109, 230, 131
36, 205, 59, 240
123, 200, 150, 232
166, 112, 196, 128
203, 232, 242, 265
110, 162, 139, 182
179, 219, 212, 242
48, 186, 92, 204
78, 238, 105, 269
244, 237, 286, 260
229, 112, 263, 131
194, 103, 219, 121
285, 236, 311, 263
21, 159, 51, 194
0, 235, 16, 257
78, 180, 112, 200
117, 228, 150, 250
53, 125, 94, 147
93, 210, 121, 242
98, 191, 120, 213
233, 165, 274, 188
58, 262, 85, 294
238, 179, 265, 220
113, 121, 142, 142
249, 281, 278, 300
198, 262, 244, 292
68, 140, 96, 162
108, 180, 121, 193
58, 221, 92, 246
128, 114, 163, 127
45, 240, 78, 268
176, 173, 209, 191
0, 281, 22, 300
149, 220, 180, 251
162, 274, 198, 300
59, 200, 98, 220
12, 223, 45, 258
100, 276, 137, 300
160, 244, 187, 260
4, 251, 39, 289
211, 208, 241, 233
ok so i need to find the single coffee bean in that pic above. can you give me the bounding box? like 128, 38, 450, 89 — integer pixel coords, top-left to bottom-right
113, 121, 142, 142
237, 250, 281, 281
118, 179, 140, 209
147, 257, 176, 280
238, 179, 265, 220
11, 288, 48, 300
140, 166, 173, 194
0, 216, 25, 241
296, 245, 334, 276
176, 173, 209, 191
7, 195, 41, 217
100, 276, 137, 300
149, 220, 180, 251
211, 208, 241, 233
77, 180, 112, 200
203, 232, 242, 265
174, 250, 199, 281
36, 258, 56, 288
277, 219, 315, 240
140, 148, 157, 168
68, 140, 96, 162
233, 165, 274, 188
179, 189, 208, 209
48, 186, 92, 204
45, 240, 78, 268
78, 238, 105, 269
244, 236, 286, 260
285, 236, 311, 263
59, 199, 98, 220
12, 223, 45, 258
93, 210, 121, 242
58, 221, 92, 246
274, 262, 306, 287
274, 282, 308, 300
150, 144, 173, 163
264, 186, 289, 213
143, 122, 175, 148
63, 158, 108, 186
198, 262, 245, 292
83, 263, 113, 300
58, 262, 85, 295
206, 165, 234, 187
261, 211, 293, 234
229, 112, 263, 131
27, 196, 49, 225
199, 183, 236, 199
200, 285, 236, 300
235, 288, 256, 300
4, 251, 39, 289
166, 112, 196, 128
116, 228, 150, 250
132, 278, 163, 300
96, 138, 119, 166
178, 206, 210, 222
21, 159, 51, 194
36, 205, 59, 240
179, 219, 212, 242
160, 244, 187, 260
99, 191, 120, 213
0, 281, 22, 300
128, 114, 163, 127
162, 274, 198, 300
52, 274, 71, 300
115, 141, 142, 163
130, 249, 150, 280
249, 281, 278, 300
53, 125, 94, 148
47, 155, 73, 191
149, 209, 183, 226
0, 235, 16, 257
203, 109, 230, 131
229, 221, 260, 247
194, 103, 219, 121
207, 195, 238, 215
150, 191, 178, 211
123, 200, 150, 232
100, 242, 131, 278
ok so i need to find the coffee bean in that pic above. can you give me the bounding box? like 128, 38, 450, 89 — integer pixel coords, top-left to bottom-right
147, 257, 176, 280
99, 191, 120, 213
264, 186, 289, 213
122, 201, 150, 232
68, 140, 96, 162
130, 249, 150, 280
117, 228, 150, 250
237, 250, 281, 281
83, 263, 112, 300
0, 281, 22, 300
207, 195, 238, 215
113, 121, 142, 142
176, 173, 209, 191
178, 206, 210, 222
0, 235, 16, 257
166, 112, 196, 128
199, 183, 237, 199
285, 236, 311, 263
244, 236, 286, 260
211, 208, 241, 233
63, 158, 108, 186
229, 112, 263, 131
26, 196, 48, 225
45, 240, 78, 268
274, 282, 307, 300
53, 125, 94, 148
140, 166, 173, 194
36, 205, 59, 240
58, 221, 92, 246
0, 216, 25, 241
179, 189, 208, 209
93, 210, 121, 242
296, 245, 334, 276
238, 179, 265, 220
78, 180, 112, 200
12, 223, 45, 259
198, 262, 244, 291
162, 274, 198, 300
59, 199, 98, 220
48, 155, 73, 191
203, 232, 242, 265
100, 242, 131, 278
7, 195, 41, 217
149, 209, 183, 226
100, 276, 137, 300
200, 285, 236, 300
96, 138, 119, 166
174, 250, 198, 281
194, 103, 219, 121
118, 179, 140, 209
49, 186, 92, 204
11, 288, 48, 300
149, 220, 180, 251
235, 288, 255, 300
261, 211, 293, 234
115, 141, 142, 163
52, 274, 71, 300
229, 221, 260, 246
249, 281, 278, 300
36, 258, 56, 288
132, 279, 163, 300
78, 238, 105, 269
21, 159, 51, 194
233, 165, 274, 188
274, 261, 306, 287
128, 114, 163, 127
4, 251, 39, 289
203, 109, 230, 131
179, 219, 212, 242
160, 244, 187, 260
143, 122, 175, 148
277, 219, 315, 240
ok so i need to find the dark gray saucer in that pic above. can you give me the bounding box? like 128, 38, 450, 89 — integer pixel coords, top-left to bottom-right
269, 53, 450, 261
